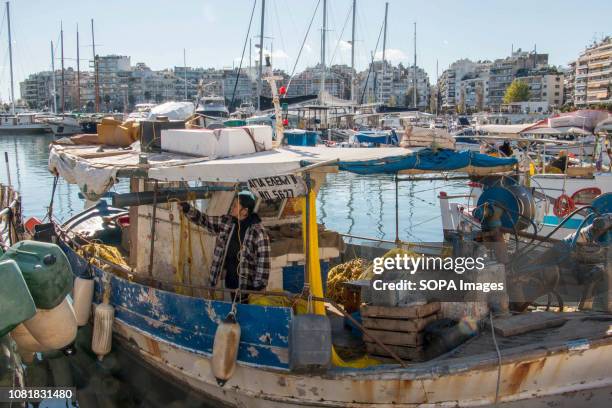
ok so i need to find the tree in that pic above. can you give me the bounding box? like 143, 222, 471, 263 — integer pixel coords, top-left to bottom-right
405, 87, 419, 108
503, 79, 530, 104
475, 84, 484, 112
457, 89, 466, 114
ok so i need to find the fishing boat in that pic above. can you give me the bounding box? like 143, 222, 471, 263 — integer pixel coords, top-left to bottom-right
0, 113, 50, 134
45, 115, 83, 136
39, 130, 612, 407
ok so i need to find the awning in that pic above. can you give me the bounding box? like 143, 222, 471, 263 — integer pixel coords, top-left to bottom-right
49, 143, 518, 198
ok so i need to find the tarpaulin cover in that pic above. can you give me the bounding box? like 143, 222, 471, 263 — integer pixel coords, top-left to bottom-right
329, 148, 518, 175
352, 130, 399, 145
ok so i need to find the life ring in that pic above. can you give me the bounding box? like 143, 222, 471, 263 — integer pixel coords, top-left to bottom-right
553, 194, 575, 217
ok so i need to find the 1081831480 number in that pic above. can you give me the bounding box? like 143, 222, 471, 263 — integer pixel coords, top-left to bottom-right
257, 189, 296, 200
0, 387, 75, 402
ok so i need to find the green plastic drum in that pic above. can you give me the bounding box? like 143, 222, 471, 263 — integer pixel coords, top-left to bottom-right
0, 259, 36, 337
0, 240, 73, 310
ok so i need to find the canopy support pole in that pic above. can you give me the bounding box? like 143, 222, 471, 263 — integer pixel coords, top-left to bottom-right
148, 180, 159, 277
394, 173, 399, 246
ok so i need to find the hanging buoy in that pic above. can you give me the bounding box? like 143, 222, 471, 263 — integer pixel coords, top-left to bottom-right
23, 297, 77, 350
10, 324, 50, 363
554, 194, 575, 218
211, 313, 241, 386
91, 302, 114, 361
73, 277, 94, 326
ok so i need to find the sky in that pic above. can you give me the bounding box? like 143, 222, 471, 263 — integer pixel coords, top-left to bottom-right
1, 0, 611, 101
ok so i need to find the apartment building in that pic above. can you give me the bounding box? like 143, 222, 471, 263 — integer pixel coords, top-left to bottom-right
573, 37, 612, 107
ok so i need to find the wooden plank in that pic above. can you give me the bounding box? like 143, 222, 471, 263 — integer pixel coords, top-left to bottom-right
366, 343, 425, 361
362, 313, 438, 332
361, 302, 440, 319
363, 329, 424, 346
488, 312, 568, 337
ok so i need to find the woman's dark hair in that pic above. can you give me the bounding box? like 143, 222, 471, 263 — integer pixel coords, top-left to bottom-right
238, 192, 256, 215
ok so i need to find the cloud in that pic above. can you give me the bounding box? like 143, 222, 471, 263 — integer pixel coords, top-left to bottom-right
374, 48, 408, 62
303, 44, 313, 53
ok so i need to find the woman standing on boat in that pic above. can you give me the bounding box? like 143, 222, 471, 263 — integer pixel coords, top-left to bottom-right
179, 191, 270, 300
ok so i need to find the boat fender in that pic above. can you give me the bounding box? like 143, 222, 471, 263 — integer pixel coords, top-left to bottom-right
10, 324, 51, 363
73, 276, 94, 326
211, 313, 241, 386
23, 297, 77, 350
91, 302, 114, 361
554, 194, 575, 218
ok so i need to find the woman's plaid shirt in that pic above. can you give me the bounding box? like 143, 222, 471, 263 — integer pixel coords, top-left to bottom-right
182, 204, 271, 290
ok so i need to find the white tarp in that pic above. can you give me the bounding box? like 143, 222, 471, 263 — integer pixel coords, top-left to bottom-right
149, 146, 419, 183
147, 101, 195, 121
48, 147, 118, 201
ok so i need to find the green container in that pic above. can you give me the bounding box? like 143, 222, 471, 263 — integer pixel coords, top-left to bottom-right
0, 240, 73, 310
223, 119, 247, 127
0, 259, 36, 337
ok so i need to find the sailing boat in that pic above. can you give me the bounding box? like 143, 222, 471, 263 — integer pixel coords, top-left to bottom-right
0, 2, 49, 135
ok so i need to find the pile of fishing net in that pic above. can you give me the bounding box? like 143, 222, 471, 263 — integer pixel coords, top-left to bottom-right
78, 243, 128, 271
326, 248, 422, 304
326, 258, 368, 304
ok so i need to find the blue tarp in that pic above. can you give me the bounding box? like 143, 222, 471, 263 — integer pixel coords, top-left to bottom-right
352, 130, 398, 145
327, 148, 517, 175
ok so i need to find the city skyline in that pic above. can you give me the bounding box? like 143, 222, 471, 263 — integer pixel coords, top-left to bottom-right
2, 0, 611, 104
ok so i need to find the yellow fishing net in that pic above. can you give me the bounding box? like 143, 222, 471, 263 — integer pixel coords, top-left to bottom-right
78, 243, 128, 271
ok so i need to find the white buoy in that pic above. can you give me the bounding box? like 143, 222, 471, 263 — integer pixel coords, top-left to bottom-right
73, 277, 94, 326
211, 314, 241, 386
23, 297, 77, 350
91, 302, 114, 361
10, 324, 50, 363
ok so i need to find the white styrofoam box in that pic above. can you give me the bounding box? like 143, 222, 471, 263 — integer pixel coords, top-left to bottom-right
215, 126, 273, 158
160, 126, 273, 158
161, 128, 217, 156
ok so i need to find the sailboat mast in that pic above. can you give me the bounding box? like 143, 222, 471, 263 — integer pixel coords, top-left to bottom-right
413, 22, 417, 108
257, 0, 265, 111
350, 0, 356, 102
6, 2, 15, 114
50, 41, 57, 114
183, 48, 187, 100
319, 0, 327, 101
60, 21, 65, 114
91, 18, 99, 113
381, 2, 388, 104
76, 24, 80, 110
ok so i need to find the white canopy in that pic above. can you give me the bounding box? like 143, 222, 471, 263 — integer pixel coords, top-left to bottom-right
151, 146, 420, 182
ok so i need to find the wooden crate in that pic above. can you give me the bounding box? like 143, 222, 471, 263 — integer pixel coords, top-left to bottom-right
362, 313, 438, 332
361, 301, 440, 320
360, 302, 441, 361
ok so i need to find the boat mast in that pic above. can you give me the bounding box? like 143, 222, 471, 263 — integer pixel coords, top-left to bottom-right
183, 48, 187, 100
6, 2, 15, 114
257, 0, 265, 112
381, 2, 388, 104
350, 0, 356, 102
319, 0, 327, 103
413, 22, 417, 108
60, 21, 65, 114
91, 19, 99, 113
76, 24, 80, 111
60, 22, 65, 114
50, 41, 57, 114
